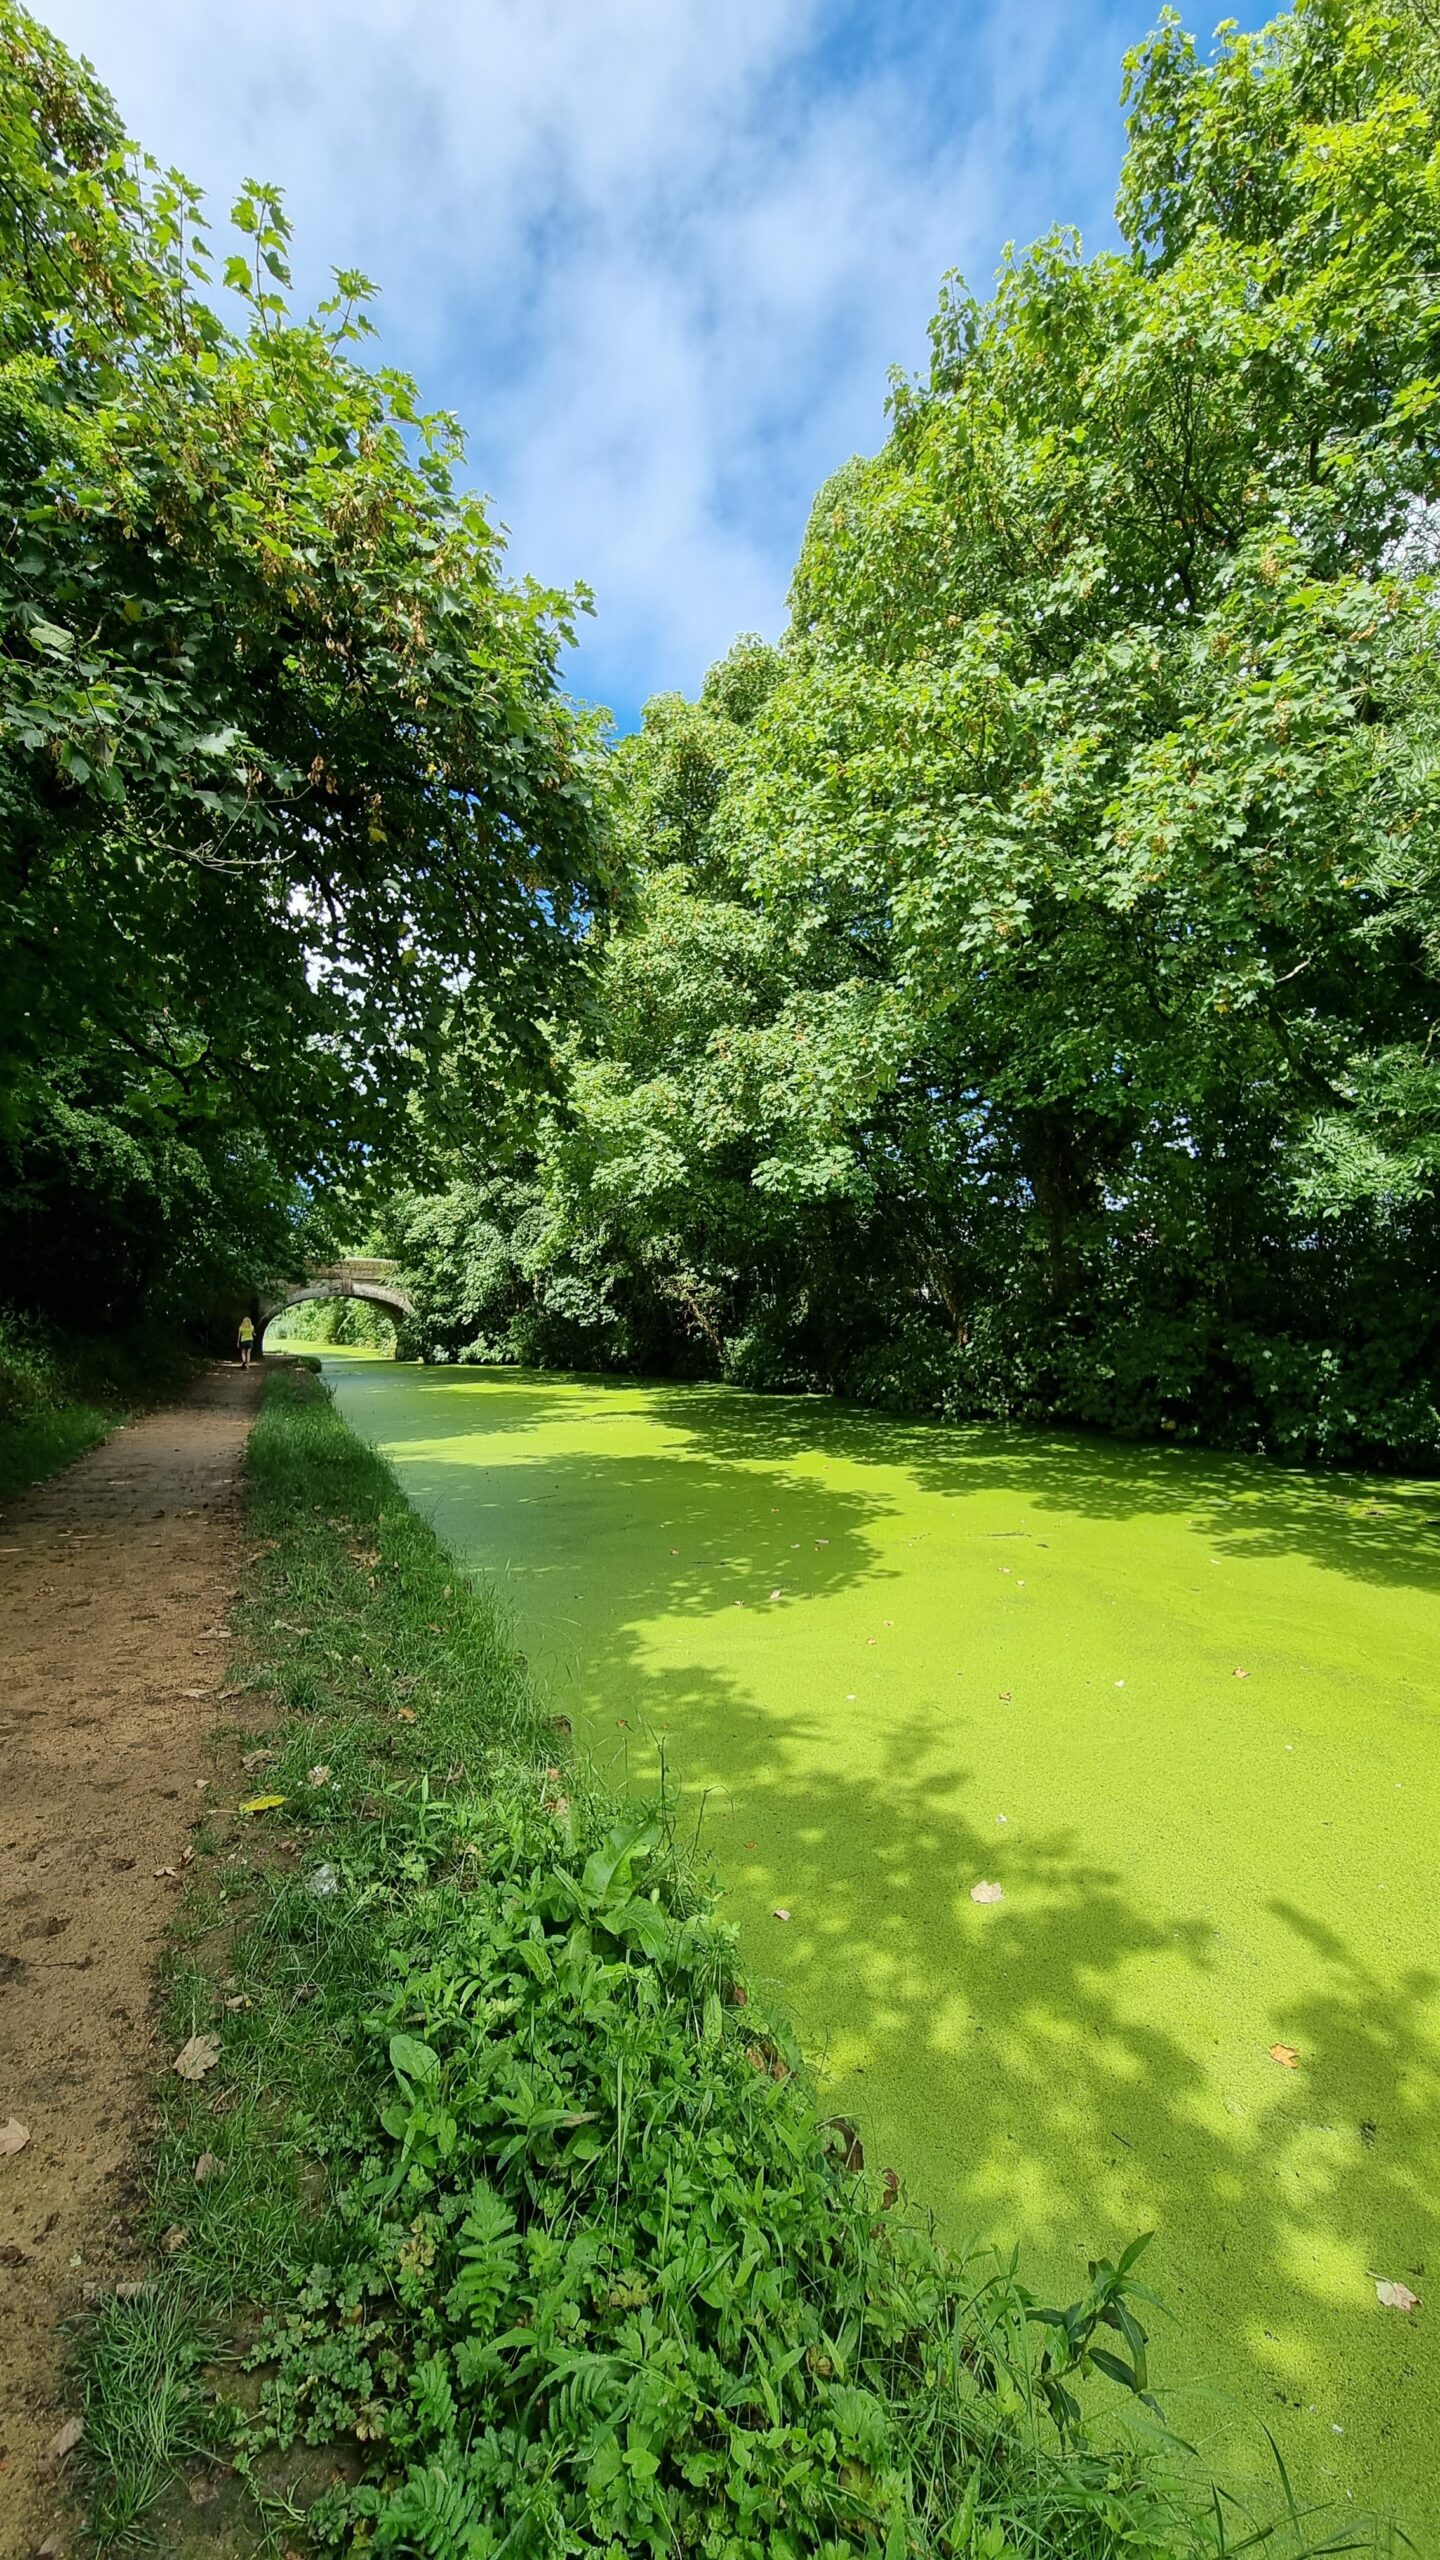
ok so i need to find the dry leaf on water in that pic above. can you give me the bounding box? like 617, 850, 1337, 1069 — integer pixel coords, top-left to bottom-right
970, 1880, 1004, 1904
1374, 2277, 1420, 2312
0, 2116, 30, 2156
173, 2033, 220, 2080
1270, 2043, 1301, 2070
772, 1907, 792, 1922
1234, 1667, 1252, 1679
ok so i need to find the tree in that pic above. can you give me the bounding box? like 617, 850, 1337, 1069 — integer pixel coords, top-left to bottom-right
0, 3, 606, 1325
425, 0, 1440, 1465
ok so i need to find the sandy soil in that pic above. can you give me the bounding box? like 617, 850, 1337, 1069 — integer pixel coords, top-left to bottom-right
0, 1366, 263, 2559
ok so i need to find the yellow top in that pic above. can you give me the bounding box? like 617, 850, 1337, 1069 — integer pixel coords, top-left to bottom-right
238, 1317, 255, 1342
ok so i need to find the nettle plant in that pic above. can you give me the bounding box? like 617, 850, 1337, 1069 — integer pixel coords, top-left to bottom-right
237, 1768, 1183, 2560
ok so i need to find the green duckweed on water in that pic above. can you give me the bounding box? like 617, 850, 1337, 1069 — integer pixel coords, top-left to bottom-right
320, 1353, 1440, 2539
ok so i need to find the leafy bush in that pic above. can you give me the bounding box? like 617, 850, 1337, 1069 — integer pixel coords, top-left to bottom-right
0, 1305, 193, 1499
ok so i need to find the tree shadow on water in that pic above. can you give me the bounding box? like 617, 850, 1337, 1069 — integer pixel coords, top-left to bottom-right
640, 1655, 1440, 2531
644, 1382, 1440, 1598
364, 1364, 1440, 1596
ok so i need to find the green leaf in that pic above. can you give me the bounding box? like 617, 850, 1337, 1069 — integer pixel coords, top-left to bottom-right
389, 2032, 440, 2088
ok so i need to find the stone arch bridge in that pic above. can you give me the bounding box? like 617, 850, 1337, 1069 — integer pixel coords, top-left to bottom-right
261, 1256, 413, 1334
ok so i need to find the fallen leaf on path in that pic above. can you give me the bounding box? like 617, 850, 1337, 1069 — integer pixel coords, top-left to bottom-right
0, 2118, 30, 2157
1375, 2278, 1420, 2312
193, 2152, 221, 2183
173, 2034, 221, 2081
772, 1907, 791, 1922
37, 2415, 82, 2477
237, 1793, 286, 1815
153, 1865, 177, 1880
1270, 2044, 1301, 2070
970, 1880, 1004, 1905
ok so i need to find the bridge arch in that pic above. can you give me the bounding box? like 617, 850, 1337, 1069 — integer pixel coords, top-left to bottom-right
261, 1257, 414, 1337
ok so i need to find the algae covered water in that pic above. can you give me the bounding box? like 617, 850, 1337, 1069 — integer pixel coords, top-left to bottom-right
323, 1355, 1440, 2533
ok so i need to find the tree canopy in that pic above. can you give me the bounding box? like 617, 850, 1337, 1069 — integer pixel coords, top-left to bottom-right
0, 2, 604, 1327
394, 0, 1440, 1468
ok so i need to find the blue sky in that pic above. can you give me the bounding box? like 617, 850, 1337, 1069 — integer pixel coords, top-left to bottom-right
39, 0, 1163, 729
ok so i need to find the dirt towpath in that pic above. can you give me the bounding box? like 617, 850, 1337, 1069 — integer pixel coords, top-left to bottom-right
0, 1365, 263, 2558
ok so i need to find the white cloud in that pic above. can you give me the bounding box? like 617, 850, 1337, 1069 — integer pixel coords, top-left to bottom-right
37, 0, 1153, 716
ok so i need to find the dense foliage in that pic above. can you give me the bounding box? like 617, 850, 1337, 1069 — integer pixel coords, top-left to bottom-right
87, 1368, 1347, 2558
0, 5, 603, 1333
397, 0, 1440, 1467
0, 1302, 193, 1497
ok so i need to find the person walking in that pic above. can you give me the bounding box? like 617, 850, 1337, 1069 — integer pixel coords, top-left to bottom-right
237, 1314, 255, 1369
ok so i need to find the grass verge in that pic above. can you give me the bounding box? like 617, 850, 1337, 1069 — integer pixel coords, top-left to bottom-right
76, 1367, 1389, 2558
0, 1310, 196, 1503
